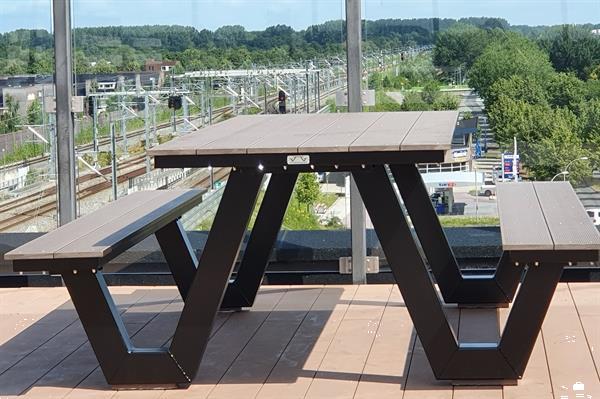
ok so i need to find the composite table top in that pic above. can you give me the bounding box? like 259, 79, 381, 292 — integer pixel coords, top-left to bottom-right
149, 111, 459, 169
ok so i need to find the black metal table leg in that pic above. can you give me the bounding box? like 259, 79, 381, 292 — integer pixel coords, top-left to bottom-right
221, 172, 298, 309
168, 168, 263, 381
352, 166, 458, 376
390, 164, 521, 305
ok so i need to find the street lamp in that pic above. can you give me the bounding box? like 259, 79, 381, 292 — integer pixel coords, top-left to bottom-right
551, 171, 569, 181
563, 157, 589, 181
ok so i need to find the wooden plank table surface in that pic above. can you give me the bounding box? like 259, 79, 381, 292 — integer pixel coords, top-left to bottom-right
149, 111, 460, 168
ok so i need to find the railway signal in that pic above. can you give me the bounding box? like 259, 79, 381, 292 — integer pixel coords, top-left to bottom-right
168, 95, 182, 110
278, 90, 286, 114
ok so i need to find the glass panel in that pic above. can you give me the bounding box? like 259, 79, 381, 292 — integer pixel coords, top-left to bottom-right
69, 0, 349, 233
0, 0, 55, 233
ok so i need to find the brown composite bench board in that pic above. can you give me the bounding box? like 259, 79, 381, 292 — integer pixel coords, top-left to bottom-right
298, 112, 384, 153
348, 111, 421, 152
147, 111, 460, 158
496, 182, 554, 251
247, 113, 343, 154
4, 189, 204, 261
533, 182, 600, 251
497, 182, 600, 253
147, 115, 271, 156
399, 110, 459, 151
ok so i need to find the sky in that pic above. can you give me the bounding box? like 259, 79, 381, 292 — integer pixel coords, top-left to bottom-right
1, 0, 600, 34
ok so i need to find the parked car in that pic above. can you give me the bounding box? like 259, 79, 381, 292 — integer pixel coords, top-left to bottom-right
478, 178, 496, 197
587, 208, 600, 226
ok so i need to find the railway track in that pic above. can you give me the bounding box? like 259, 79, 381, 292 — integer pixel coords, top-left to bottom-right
0, 84, 340, 232
0, 162, 231, 232
0, 155, 145, 216
0, 156, 148, 231
0, 105, 234, 174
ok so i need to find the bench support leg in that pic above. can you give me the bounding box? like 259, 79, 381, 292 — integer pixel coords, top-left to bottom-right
61, 270, 188, 386
390, 164, 521, 306
221, 172, 298, 309
57, 168, 263, 387
353, 166, 564, 381
156, 219, 199, 300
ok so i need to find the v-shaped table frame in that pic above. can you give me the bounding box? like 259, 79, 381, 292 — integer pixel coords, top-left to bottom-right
48, 164, 568, 386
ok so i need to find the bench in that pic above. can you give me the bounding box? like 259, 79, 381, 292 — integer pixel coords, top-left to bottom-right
449, 181, 600, 381
366, 171, 600, 383
497, 181, 600, 261
5, 189, 211, 387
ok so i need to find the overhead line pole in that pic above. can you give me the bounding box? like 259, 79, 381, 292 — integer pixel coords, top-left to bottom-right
346, 0, 368, 284
52, 0, 77, 226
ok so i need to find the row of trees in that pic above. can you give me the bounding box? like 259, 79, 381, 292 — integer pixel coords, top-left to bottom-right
4, 18, 598, 76
434, 25, 600, 182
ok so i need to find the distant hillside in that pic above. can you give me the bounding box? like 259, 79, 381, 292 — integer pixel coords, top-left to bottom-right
0, 17, 597, 75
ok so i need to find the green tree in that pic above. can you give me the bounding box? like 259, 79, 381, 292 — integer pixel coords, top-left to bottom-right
526, 126, 590, 183
578, 99, 600, 142
488, 96, 578, 149
0, 94, 21, 134
432, 93, 460, 110
295, 173, 320, 211
546, 73, 586, 111
421, 80, 440, 104
486, 75, 549, 110
469, 33, 554, 103
539, 25, 600, 80
433, 24, 492, 68
26, 99, 42, 125
401, 92, 430, 111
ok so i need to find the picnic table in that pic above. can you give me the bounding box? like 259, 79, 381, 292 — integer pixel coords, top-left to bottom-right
6, 111, 600, 388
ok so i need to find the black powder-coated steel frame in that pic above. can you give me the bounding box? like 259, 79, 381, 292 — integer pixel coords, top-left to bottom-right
11, 157, 597, 386
390, 164, 522, 306
351, 165, 575, 380
13, 169, 265, 387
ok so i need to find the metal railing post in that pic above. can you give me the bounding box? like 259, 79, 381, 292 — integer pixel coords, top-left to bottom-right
52, 0, 76, 225
346, 0, 368, 284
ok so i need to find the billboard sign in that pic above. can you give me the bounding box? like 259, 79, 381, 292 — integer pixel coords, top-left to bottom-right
502, 153, 520, 180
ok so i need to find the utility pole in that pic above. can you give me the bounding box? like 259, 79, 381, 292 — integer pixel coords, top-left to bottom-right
110, 122, 118, 201
144, 95, 151, 173
346, 0, 368, 284
293, 77, 298, 114
208, 78, 213, 125
92, 96, 99, 153
119, 77, 127, 153
52, 0, 76, 225
316, 70, 321, 110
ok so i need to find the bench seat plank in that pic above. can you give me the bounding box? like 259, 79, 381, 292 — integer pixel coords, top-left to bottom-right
533, 182, 600, 251
199, 115, 305, 155
4, 191, 167, 260
496, 182, 554, 251
4, 190, 204, 261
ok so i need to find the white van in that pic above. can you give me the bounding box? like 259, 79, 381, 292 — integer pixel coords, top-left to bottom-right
478, 178, 496, 197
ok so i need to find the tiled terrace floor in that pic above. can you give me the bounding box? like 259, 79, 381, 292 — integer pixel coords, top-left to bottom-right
1, 283, 599, 399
